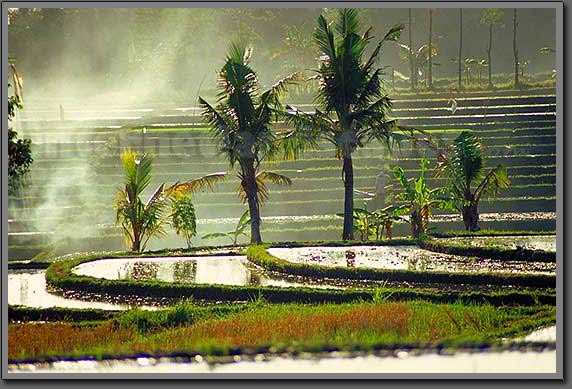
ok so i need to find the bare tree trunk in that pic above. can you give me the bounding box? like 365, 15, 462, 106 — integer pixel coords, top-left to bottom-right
243, 161, 262, 244
513, 9, 520, 88
428, 9, 433, 89
408, 9, 416, 89
458, 9, 463, 90
342, 154, 354, 240
487, 23, 493, 88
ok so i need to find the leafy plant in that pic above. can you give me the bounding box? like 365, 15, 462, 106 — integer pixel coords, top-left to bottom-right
169, 193, 197, 249
114, 149, 226, 252
202, 210, 252, 245
437, 131, 511, 232
8, 61, 32, 190
114, 150, 168, 252
392, 158, 450, 239
284, 8, 407, 240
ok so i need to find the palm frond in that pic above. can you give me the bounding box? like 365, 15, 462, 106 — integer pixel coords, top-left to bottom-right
166, 172, 227, 196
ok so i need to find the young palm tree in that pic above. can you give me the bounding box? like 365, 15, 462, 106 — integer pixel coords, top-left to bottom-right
284, 8, 405, 240
199, 43, 297, 244
114, 149, 225, 252
438, 131, 511, 232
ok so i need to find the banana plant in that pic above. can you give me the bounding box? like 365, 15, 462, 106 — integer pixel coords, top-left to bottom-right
202, 210, 251, 245
392, 158, 451, 239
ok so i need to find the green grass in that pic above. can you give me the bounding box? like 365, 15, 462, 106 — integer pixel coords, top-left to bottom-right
7, 299, 556, 363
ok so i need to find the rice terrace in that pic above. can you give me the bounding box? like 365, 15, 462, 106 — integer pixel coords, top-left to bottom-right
4, 5, 560, 377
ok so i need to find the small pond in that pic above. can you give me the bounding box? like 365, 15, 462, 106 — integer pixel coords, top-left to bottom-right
434, 235, 556, 252
70, 256, 339, 289
267, 246, 555, 274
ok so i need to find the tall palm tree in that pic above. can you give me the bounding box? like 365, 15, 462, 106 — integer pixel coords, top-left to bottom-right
284, 8, 405, 240
513, 9, 520, 88
438, 131, 510, 232
480, 8, 504, 89
458, 9, 463, 90
199, 43, 297, 244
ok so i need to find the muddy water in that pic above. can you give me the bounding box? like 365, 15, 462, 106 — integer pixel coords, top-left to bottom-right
267, 246, 555, 274
435, 235, 556, 252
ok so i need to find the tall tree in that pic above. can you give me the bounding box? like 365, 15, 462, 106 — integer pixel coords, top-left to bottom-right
480, 9, 504, 89
284, 9, 405, 240
458, 9, 463, 90
408, 9, 417, 89
427, 8, 434, 89
513, 9, 520, 88
199, 43, 297, 243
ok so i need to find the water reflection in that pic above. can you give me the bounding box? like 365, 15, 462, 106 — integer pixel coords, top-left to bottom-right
8, 349, 556, 374
267, 246, 555, 274
435, 235, 556, 252
73, 256, 255, 286
8, 270, 133, 310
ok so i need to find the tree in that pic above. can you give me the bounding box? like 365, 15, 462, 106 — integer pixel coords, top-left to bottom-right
114, 149, 225, 252
408, 9, 417, 89
513, 9, 520, 88
199, 43, 298, 244
458, 9, 463, 90
395, 43, 437, 86
438, 131, 511, 232
8, 61, 32, 190
480, 8, 504, 89
284, 8, 405, 240
170, 193, 197, 249
427, 9, 435, 89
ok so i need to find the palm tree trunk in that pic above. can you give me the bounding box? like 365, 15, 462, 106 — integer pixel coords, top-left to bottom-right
458, 9, 463, 90
487, 23, 493, 88
243, 162, 263, 244
408, 9, 416, 89
462, 204, 480, 232
513, 9, 519, 88
342, 154, 354, 240
428, 9, 433, 89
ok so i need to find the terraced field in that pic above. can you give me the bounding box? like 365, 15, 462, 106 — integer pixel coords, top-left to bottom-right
8, 88, 557, 259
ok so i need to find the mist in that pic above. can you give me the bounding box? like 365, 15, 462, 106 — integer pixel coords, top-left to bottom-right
6, 7, 557, 257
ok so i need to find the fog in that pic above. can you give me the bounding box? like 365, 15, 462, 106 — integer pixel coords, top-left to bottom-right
8, 7, 556, 107
6, 7, 557, 256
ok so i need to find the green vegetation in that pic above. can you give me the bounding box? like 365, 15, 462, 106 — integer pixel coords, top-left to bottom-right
114, 149, 225, 252
438, 131, 511, 231
169, 193, 197, 249
8, 300, 555, 363
199, 43, 299, 244
7, 64, 32, 190
284, 9, 406, 240
202, 210, 251, 245
392, 158, 450, 238
246, 245, 555, 289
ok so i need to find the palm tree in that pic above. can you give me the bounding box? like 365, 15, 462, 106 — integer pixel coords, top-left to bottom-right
114, 149, 225, 252
458, 9, 463, 90
480, 9, 504, 89
438, 131, 510, 232
513, 9, 520, 88
199, 43, 298, 244
284, 8, 405, 240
